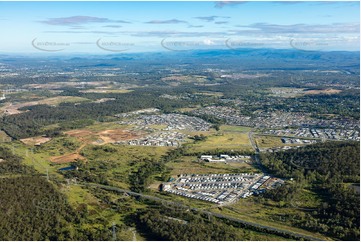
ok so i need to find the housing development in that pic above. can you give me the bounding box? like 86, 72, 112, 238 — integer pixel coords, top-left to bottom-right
0, 1, 359, 241
162, 173, 284, 204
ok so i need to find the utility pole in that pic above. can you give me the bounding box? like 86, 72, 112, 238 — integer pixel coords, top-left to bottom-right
112, 222, 116, 241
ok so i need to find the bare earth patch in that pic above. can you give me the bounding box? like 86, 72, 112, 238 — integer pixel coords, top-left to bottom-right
65, 129, 94, 138
97, 129, 143, 144
20, 137, 51, 146
50, 153, 85, 164
56, 128, 145, 163
305, 89, 341, 95
0, 96, 88, 115
65, 128, 143, 144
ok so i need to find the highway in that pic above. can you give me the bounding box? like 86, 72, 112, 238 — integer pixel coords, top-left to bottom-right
248, 129, 269, 173
85, 183, 323, 241
248, 129, 260, 153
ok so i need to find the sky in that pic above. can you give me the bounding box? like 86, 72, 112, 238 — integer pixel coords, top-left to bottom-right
0, 1, 359, 54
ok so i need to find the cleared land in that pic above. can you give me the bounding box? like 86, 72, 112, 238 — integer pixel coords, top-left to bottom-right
65, 128, 144, 145
255, 135, 284, 149
305, 89, 342, 95
161, 75, 207, 83
0, 96, 89, 115
268, 88, 342, 98
50, 153, 85, 164
255, 135, 308, 149
47, 128, 142, 164
20, 136, 51, 146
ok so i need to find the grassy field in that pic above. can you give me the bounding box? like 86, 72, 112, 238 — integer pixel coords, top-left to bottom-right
214, 206, 330, 240
42, 96, 90, 105
205, 185, 330, 241
255, 135, 309, 149
188, 131, 253, 153
255, 135, 285, 148
81, 144, 171, 188
220, 125, 253, 132
2, 141, 58, 176
39, 136, 82, 156
0, 130, 12, 142
165, 156, 258, 177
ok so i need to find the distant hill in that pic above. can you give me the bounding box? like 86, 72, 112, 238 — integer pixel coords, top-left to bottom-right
0, 48, 359, 71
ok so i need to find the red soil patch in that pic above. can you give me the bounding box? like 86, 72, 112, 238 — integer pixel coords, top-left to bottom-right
66, 128, 143, 144
50, 153, 85, 164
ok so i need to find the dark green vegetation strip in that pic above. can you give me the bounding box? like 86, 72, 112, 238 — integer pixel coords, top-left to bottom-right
0, 176, 73, 240
0, 146, 127, 240
90, 183, 320, 241
261, 141, 360, 240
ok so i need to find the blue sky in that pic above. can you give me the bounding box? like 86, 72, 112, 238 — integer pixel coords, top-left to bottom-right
0, 1, 359, 53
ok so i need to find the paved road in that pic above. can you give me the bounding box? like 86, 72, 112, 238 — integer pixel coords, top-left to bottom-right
86, 183, 323, 241
248, 130, 259, 153
248, 130, 270, 174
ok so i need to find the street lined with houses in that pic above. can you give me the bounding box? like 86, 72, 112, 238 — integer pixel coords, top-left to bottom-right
190, 106, 359, 141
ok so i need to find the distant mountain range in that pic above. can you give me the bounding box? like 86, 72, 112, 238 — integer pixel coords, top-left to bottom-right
0, 48, 359, 71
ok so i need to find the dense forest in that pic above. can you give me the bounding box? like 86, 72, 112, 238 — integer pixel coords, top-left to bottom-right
0, 176, 77, 240
260, 141, 360, 240
0, 146, 36, 175
135, 208, 244, 240
0, 146, 123, 240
